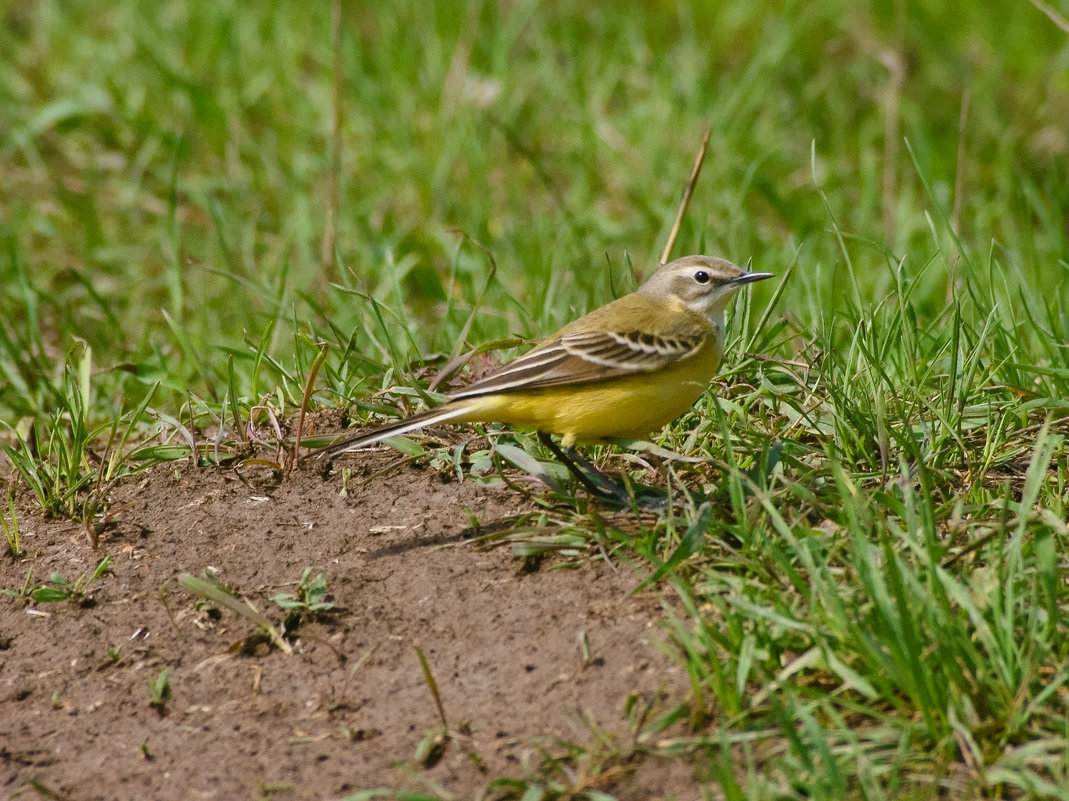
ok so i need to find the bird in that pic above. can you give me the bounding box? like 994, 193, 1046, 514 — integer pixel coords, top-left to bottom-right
315, 254, 772, 489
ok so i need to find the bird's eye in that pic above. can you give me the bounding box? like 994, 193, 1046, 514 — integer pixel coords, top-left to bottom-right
693, 270, 710, 284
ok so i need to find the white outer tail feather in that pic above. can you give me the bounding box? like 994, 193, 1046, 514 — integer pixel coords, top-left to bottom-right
316, 402, 475, 459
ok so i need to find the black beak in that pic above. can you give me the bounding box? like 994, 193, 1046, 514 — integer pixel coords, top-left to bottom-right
733, 271, 774, 285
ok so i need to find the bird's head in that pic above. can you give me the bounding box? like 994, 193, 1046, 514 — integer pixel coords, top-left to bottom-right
640, 255, 773, 321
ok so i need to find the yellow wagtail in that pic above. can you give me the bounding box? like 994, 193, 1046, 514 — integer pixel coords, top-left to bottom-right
317, 255, 772, 468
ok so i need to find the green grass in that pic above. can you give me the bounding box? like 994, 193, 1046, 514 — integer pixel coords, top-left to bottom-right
3, 0, 1069, 798
2, 555, 111, 603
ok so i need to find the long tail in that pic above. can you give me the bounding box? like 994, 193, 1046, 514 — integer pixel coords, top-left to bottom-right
313, 402, 474, 460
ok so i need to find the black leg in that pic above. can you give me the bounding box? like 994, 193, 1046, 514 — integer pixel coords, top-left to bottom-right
536, 432, 634, 505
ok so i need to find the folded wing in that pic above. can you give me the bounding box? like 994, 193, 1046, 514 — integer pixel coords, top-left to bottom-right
450, 329, 704, 399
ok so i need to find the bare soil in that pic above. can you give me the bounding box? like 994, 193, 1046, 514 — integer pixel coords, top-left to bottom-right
0, 447, 695, 800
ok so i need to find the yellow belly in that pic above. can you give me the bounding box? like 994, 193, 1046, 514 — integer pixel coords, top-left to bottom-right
455, 339, 723, 446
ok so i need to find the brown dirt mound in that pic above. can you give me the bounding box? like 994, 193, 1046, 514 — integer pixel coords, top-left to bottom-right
1, 450, 694, 800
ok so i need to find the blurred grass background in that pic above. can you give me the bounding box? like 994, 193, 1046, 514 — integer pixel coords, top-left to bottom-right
2, 0, 1066, 425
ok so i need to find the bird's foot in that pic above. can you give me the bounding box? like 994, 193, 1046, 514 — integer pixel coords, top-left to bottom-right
536, 433, 670, 511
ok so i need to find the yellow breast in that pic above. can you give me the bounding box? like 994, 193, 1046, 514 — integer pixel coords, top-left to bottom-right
457, 333, 724, 446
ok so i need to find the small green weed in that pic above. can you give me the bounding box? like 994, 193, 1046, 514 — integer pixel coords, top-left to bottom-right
3, 557, 111, 604
1, 567, 35, 599
1, 488, 20, 555
0, 351, 97, 519
178, 572, 293, 655
271, 568, 335, 619
148, 668, 171, 713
